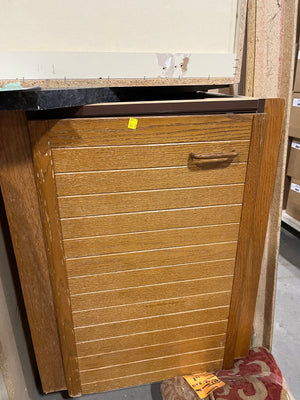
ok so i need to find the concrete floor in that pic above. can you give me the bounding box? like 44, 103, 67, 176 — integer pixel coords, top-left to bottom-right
272, 225, 300, 400
37, 226, 300, 400
37, 382, 163, 400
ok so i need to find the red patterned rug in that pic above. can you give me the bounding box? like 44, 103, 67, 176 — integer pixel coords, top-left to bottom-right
161, 347, 294, 400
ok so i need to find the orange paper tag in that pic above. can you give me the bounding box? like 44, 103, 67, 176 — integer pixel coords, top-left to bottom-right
183, 372, 225, 399
128, 118, 138, 129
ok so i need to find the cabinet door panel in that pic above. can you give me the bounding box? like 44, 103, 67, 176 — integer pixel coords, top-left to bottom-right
29, 113, 263, 396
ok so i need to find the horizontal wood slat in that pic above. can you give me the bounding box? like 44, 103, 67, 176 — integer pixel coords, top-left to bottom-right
80, 359, 224, 394
72, 291, 232, 327
71, 278, 233, 311
74, 307, 230, 342
55, 164, 247, 196
64, 224, 240, 258
69, 259, 235, 295
33, 115, 253, 148
79, 347, 225, 383
58, 185, 245, 218
66, 242, 238, 277
78, 334, 226, 371
61, 204, 242, 239
52, 141, 250, 172
76, 321, 228, 358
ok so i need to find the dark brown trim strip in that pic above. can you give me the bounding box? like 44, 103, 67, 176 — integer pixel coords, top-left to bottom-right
28, 99, 260, 120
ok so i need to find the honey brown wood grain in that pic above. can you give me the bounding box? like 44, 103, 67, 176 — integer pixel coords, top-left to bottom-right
30, 121, 82, 396
0, 111, 66, 393
52, 141, 250, 172
69, 259, 235, 294
70, 277, 233, 311
29, 114, 254, 148
80, 347, 225, 383
72, 291, 232, 327
55, 163, 247, 196
64, 224, 240, 258
232, 99, 285, 358
76, 320, 228, 357
26, 112, 260, 395
78, 334, 226, 371
61, 204, 242, 239
74, 306, 230, 343
76, 306, 229, 342
58, 184, 245, 218
66, 242, 238, 277
75, 307, 229, 341
223, 113, 267, 368
81, 359, 224, 394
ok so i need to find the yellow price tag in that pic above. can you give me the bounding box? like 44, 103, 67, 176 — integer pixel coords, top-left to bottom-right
183, 372, 225, 399
128, 118, 138, 129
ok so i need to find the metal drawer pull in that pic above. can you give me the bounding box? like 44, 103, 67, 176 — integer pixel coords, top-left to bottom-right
189, 151, 238, 160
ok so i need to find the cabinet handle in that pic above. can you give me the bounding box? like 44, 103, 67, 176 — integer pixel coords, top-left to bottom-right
189, 151, 238, 160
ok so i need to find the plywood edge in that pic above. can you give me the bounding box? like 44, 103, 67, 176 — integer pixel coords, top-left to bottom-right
0, 77, 235, 90
234, 0, 248, 84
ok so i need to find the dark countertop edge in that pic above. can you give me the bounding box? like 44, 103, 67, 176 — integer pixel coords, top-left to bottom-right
0, 85, 233, 111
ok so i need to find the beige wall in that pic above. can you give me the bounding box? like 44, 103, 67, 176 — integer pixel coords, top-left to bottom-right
1, 0, 238, 53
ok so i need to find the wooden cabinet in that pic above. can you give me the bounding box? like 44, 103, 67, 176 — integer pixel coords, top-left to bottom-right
0, 98, 284, 396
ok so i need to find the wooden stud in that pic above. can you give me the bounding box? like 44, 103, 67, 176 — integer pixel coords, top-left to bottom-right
252, 0, 298, 351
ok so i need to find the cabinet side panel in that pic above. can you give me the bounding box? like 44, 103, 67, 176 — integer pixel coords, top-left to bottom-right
0, 111, 66, 393
29, 121, 82, 396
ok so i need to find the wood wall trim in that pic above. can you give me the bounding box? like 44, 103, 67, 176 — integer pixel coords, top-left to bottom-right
0, 111, 66, 392
29, 121, 82, 396
260, 0, 298, 350
244, 0, 298, 350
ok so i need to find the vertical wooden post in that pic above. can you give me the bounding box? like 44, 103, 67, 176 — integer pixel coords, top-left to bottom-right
244, 0, 298, 350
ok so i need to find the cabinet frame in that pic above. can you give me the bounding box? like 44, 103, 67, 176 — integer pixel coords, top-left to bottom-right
0, 98, 284, 395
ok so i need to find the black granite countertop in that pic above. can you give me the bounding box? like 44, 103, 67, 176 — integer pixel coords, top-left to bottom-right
0, 86, 229, 111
